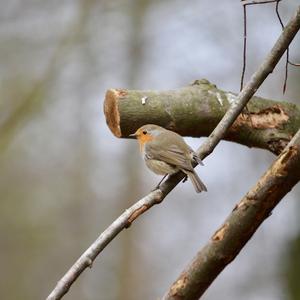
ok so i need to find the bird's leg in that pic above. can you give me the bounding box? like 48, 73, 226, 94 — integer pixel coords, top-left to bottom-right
154, 174, 168, 190
182, 175, 188, 183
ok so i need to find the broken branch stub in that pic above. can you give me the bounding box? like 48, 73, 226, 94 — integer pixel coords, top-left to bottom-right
103, 79, 300, 154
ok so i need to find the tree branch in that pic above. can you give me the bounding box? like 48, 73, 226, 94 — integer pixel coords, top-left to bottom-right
163, 128, 300, 300
47, 5, 300, 300
104, 81, 300, 154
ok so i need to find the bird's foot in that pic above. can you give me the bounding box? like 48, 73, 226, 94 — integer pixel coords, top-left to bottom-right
151, 185, 162, 192
151, 174, 168, 192
182, 175, 188, 183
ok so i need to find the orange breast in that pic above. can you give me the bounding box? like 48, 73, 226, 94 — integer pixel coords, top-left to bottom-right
137, 134, 154, 152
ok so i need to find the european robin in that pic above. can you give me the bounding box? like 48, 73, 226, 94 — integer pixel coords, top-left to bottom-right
130, 124, 207, 193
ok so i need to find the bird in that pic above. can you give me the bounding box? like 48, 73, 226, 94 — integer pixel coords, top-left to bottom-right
130, 124, 207, 193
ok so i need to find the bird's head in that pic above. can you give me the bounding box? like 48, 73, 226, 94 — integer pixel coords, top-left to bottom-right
130, 124, 164, 150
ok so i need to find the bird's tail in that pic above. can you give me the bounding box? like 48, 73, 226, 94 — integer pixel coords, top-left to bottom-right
186, 170, 207, 193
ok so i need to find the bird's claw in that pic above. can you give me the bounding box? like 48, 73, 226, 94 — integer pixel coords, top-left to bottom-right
151, 185, 162, 192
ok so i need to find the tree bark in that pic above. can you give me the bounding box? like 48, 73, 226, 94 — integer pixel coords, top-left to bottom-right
163, 129, 300, 300
104, 81, 300, 154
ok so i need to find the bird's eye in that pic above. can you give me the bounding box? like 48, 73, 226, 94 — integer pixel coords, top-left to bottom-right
142, 130, 147, 135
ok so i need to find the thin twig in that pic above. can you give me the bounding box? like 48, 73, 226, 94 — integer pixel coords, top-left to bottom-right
240, 0, 282, 92
240, 4, 247, 91
287, 61, 300, 66
241, 0, 282, 5
46, 5, 300, 300
275, 1, 300, 90
240, 0, 292, 94
275, 0, 288, 93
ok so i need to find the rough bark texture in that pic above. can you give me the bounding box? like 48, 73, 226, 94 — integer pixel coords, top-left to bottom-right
103, 81, 300, 154
162, 129, 300, 300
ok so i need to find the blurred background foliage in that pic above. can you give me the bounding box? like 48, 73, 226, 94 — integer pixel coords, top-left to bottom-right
0, 1, 299, 300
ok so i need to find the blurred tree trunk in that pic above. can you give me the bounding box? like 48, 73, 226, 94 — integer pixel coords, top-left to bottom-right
118, 1, 151, 300
286, 228, 300, 300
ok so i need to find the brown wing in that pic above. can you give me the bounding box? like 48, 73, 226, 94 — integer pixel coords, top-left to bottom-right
145, 142, 194, 172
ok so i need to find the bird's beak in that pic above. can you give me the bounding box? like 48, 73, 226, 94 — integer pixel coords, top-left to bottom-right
129, 132, 137, 138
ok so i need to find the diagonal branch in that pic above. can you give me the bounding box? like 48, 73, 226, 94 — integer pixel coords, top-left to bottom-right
163, 128, 300, 300
46, 6, 300, 300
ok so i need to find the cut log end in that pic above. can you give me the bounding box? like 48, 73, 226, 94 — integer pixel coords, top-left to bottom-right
103, 89, 127, 138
